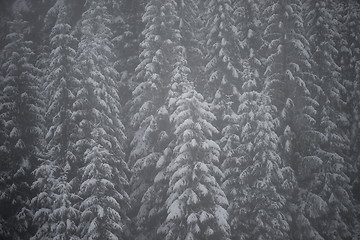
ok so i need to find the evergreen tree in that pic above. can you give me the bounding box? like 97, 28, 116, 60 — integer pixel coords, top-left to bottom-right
74, 0, 130, 238
129, 1, 180, 238
176, 0, 203, 87
110, 0, 145, 236
203, 0, 241, 134
261, 0, 339, 239
31, 1, 80, 239
112, 0, 142, 106
49, 171, 79, 240
0, 18, 44, 240
0, 1, 359, 239
336, 3, 360, 234
222, 61, 293, 240
203, 4, 242, 217
160, 75, 230, 239
233, 0, 263, 76
341, 0, 360, 206
303, 0, 356, 238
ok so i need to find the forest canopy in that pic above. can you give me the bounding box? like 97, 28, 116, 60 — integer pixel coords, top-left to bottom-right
0, 0, 360, 239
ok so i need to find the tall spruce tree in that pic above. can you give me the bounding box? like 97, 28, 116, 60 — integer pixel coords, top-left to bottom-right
0, 1, 360, 239
232, 0, 263, 76
303, 0, 356, 238
336, 4, 360, 236
222, 61, 294, 240
0, 18, 44, 240
176, 0, 203, 86
112, 0, 142, 106
341, 0, 360, 207
161, 74, 230, 240
31, 1, 80, 239
129, 1, 180, 239
222, 2, 294, 238
73, 0, 131, 239
203, 0, 241, 134
145, 15, 231, 236
261, 0, 340, 239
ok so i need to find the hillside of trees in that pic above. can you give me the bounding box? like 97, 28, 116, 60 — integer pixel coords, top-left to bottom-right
0, 0, 360, 239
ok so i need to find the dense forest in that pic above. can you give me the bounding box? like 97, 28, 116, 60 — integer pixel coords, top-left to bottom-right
0, 0, 360, 239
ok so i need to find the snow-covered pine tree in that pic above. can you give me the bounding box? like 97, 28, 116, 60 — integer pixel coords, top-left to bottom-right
74, 0, 131, 239
335, 3, 360, 234
110, 0, 144, 235
232, 0, 263, 77
111, 0, 143, 106
0, 17, 44, 240
327, 1, 353, 157
176, 0, 203, 87
203, 3, 242, 207
49, 171, 79, 240
160, 67, 230, 239
227, 0, 264, 158
333, 1, 352, 143
262, 0, 315, 130
36, 0, 60, 96
31, 1, 80, 239
203, 0, 241, 134
261, 0, 339, 239
304, 0, 356, 239
128, 1, 181, 239
340, 0, 360, 208
222, 60, 294, 240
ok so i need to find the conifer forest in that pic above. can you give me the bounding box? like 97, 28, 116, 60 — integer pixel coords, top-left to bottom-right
1, 0, 360, 239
